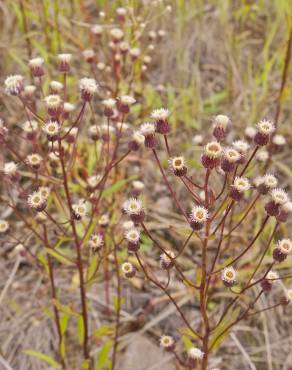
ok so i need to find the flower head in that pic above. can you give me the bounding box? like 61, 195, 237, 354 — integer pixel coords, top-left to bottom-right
26, 153, 43, 168
159, 335, 175, 351
160, 250, 175, 269
88, 233, 104, 251
79, 78, 98, 101
5, 75, 24, 95
125, 228, 140, 244
121, 262, 136, 278
119, 95, 136, 106
277, 238, 292, 255
27, 191, 46, 211
272, 134, 286, 146
188, 347, 204, 360
233, 177, 250, 193
213, 114, 230, 129
270, 189, 289, 205
38, 186, 50, 199
23, 120, 38, 133
44, 94, 62, 109
204, 141, 222, 158
151, 108, 169, 121
257, 119, 275, 135
263, 174, 278, 189
232, 140, 250, 154
223, 147, 241, 163
72, 201, 89, 220
245, 126, 256, 139
110, 28, 124, 41
43, 120, 60, 139
221, 266, 237, 286
4, 161, 18, 176
169, 156, 187, 176
50, 80, 63, 93
190, 206, 208, 222
0, 220, 9, 233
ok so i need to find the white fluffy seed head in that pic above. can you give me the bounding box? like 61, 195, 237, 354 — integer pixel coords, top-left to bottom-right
233, 177, 250, 192
151, 108, 169, 120
232, 140, 250, 154
50, 80, 63, 92
91, 24, 103, 35
72, 201, 89, 218
38, 186, 50, 199
125, 228, 140, 243
110, 28, 124, 40
213, 114, 230, 129
124, 198, 143, 215
0, 220, 9, 233
4, 75, 24, 95
245, 126, 256, 138
102, 98, 116, 108
4, 161, 18, 175
119, 95, 136, 105
23, 120, 38, 133
140, 122, 155, 136
270, 188, 289, 205
221, 266, 237, 283
79, 78, 98, 95
188, 347, 204, 360
28, 57, 44, 68
272, 134, 286, 146
263, 174, 278, 189
204, 141, 222, 158
160, 250, 175, 265
256, 150, 269, 162
224, 147, 241, 163
257, 119, 275, 135
44, 94, 62, 109
63, 102, 75, 113
190, 206, 208, 223
132, 131, 145, 146
58, 53, 72, 63
266, 270, 279, 282
277, 239, 292, 255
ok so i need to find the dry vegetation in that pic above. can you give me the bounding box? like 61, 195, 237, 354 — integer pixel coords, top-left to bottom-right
0, 1, 292, 370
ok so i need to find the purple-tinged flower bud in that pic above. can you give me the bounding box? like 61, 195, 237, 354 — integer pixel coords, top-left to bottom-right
221, 147, 241, 173
265, 188, 289, 217
229, 177, 250, 201
255, 174, 278, 194
245, 126, 256, 140
151, 108, 170, 134
88, 125, 100, 141
44, 95, 63, 118
201, 141, 222, 169
169, 156, 187, 177
63, 127, 78, 143
212, 114, 230, 141
82, 49, 95, 63
50, 80, 63, 94
58, 53, 72, 73
125, 228, 140, 252
62, 102, 75, 119
140, 123, 157, 148
116, 7, 127, 23
254, 119, 275, 146
28, 57, 45, 77
129, 47, 141, 60
221, 266, 237, 287
261, 271, 279, 292
4, 75, 24, 96
117, 95, 136, 113
128, 131, 145, 151
121, 262, 136, 278
88, 233, 104, 253
160, 250, 175, 270
232, 140, 250, 164
91, 24, 103, 37
23, 85, 36, 99
132, 180, 145, 196
277, 201, 292, 222
110, 28, 124, 43
187, 347, 204, 368
99, 214, 109, 228
272, 134, 286, 152
3, 162, 20, 182
123, 198, 145, 223
159, 335, 175, 352
102, 98, 116, 117
22, 120, 38, 140
273, 238, 292, 262
79, 78, 98, 101
189, 206, 208, 230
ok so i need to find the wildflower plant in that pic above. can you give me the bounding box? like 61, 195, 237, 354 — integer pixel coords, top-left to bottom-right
0, 7, 291, 370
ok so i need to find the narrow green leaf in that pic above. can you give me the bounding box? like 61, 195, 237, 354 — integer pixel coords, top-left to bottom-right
23, 350, 61, 369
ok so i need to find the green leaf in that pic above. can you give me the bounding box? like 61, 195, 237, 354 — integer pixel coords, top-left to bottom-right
93, 325, 114, 338
101, 176, 137, 198
23, 350, 61, 369
77, 315, 85, 345
96, 340, 113, 370
45, 248, 75, 266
